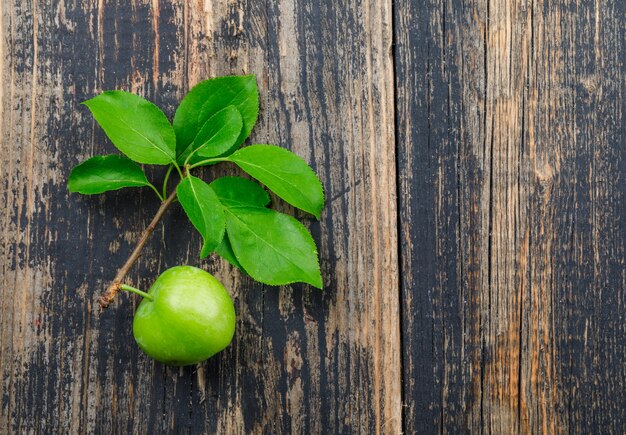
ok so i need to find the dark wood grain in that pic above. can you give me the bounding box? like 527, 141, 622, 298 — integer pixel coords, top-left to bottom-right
395, 0, 625, 433
0, 0, 400, 433
1, 0, 624, 433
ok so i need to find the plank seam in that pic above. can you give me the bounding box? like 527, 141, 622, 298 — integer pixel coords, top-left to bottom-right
390, 1, 407, 433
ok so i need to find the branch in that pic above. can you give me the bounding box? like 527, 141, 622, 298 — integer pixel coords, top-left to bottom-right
98, 188, 178, 310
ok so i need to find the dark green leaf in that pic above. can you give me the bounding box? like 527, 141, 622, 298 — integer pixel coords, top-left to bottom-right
174, 75, 259, 156
178, 106, 243, 165
176, 175, 226, 258
227, 145, 324, 218
214, 234, 246, 272
68, 155, 150, 194
83, 91, 176, 164
224, 206, 322, 288
209, 176, 270, 209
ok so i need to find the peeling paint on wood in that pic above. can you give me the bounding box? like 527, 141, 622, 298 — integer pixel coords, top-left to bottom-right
396, 0, 625, 433
0, 0, 623, 433
1, 0, 400, 433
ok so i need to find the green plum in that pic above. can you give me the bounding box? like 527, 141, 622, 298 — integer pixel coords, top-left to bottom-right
129, 265, 236, 365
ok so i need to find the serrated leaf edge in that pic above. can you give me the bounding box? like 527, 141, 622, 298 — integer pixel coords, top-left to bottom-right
82, 91, 176, 164
227, 144, 324, 219
224, 208, 322, 289
67, 155, 151, 194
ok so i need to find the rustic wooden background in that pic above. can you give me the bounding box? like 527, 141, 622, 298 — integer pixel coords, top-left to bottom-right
0, 0, 623, 433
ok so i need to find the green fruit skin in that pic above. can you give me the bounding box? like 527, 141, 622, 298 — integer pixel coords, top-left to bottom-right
133, 266, 236, 365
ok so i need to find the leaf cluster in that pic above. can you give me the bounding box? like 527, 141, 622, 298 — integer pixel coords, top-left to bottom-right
69, 76, 324, 288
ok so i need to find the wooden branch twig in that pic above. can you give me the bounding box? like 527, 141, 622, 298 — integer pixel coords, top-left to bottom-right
98, 188, 178, 310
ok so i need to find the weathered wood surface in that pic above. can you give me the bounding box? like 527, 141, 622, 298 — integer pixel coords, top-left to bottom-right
0, 0, 623, 434
0, 0, 400, 433
396, 0, 625, 433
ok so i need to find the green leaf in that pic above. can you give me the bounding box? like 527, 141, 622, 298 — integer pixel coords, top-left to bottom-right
178, 106, 243, 165
209, 176, 321, 287
224, 206, 322, 288
209, 177, 265, 273
83, 91, 176, 165
227, 145, 324, 218
214, 234, 246, 272
176, 175, 226, 258
174, 75, 259, 157
68, 155, 151, 194
209, 176, 270, 209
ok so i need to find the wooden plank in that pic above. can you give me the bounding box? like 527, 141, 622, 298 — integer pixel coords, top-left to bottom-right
551, 0, 625, 431
0, 0, 401, 433
396, 0, 625, 432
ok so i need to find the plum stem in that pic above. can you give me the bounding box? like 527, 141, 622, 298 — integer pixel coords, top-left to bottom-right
120, 284, 154, 301
98, 187, 178, 311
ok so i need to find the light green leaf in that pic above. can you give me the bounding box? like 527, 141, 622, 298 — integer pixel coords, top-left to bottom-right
176, 175, 226, 258
174, 75, 259, 157
178, 106, 243, 165
224, 206, 322, 288
227, 145, 324, 218
209, 176, 270, 209
83, 91, 176, 164
68, 155, 151, 194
